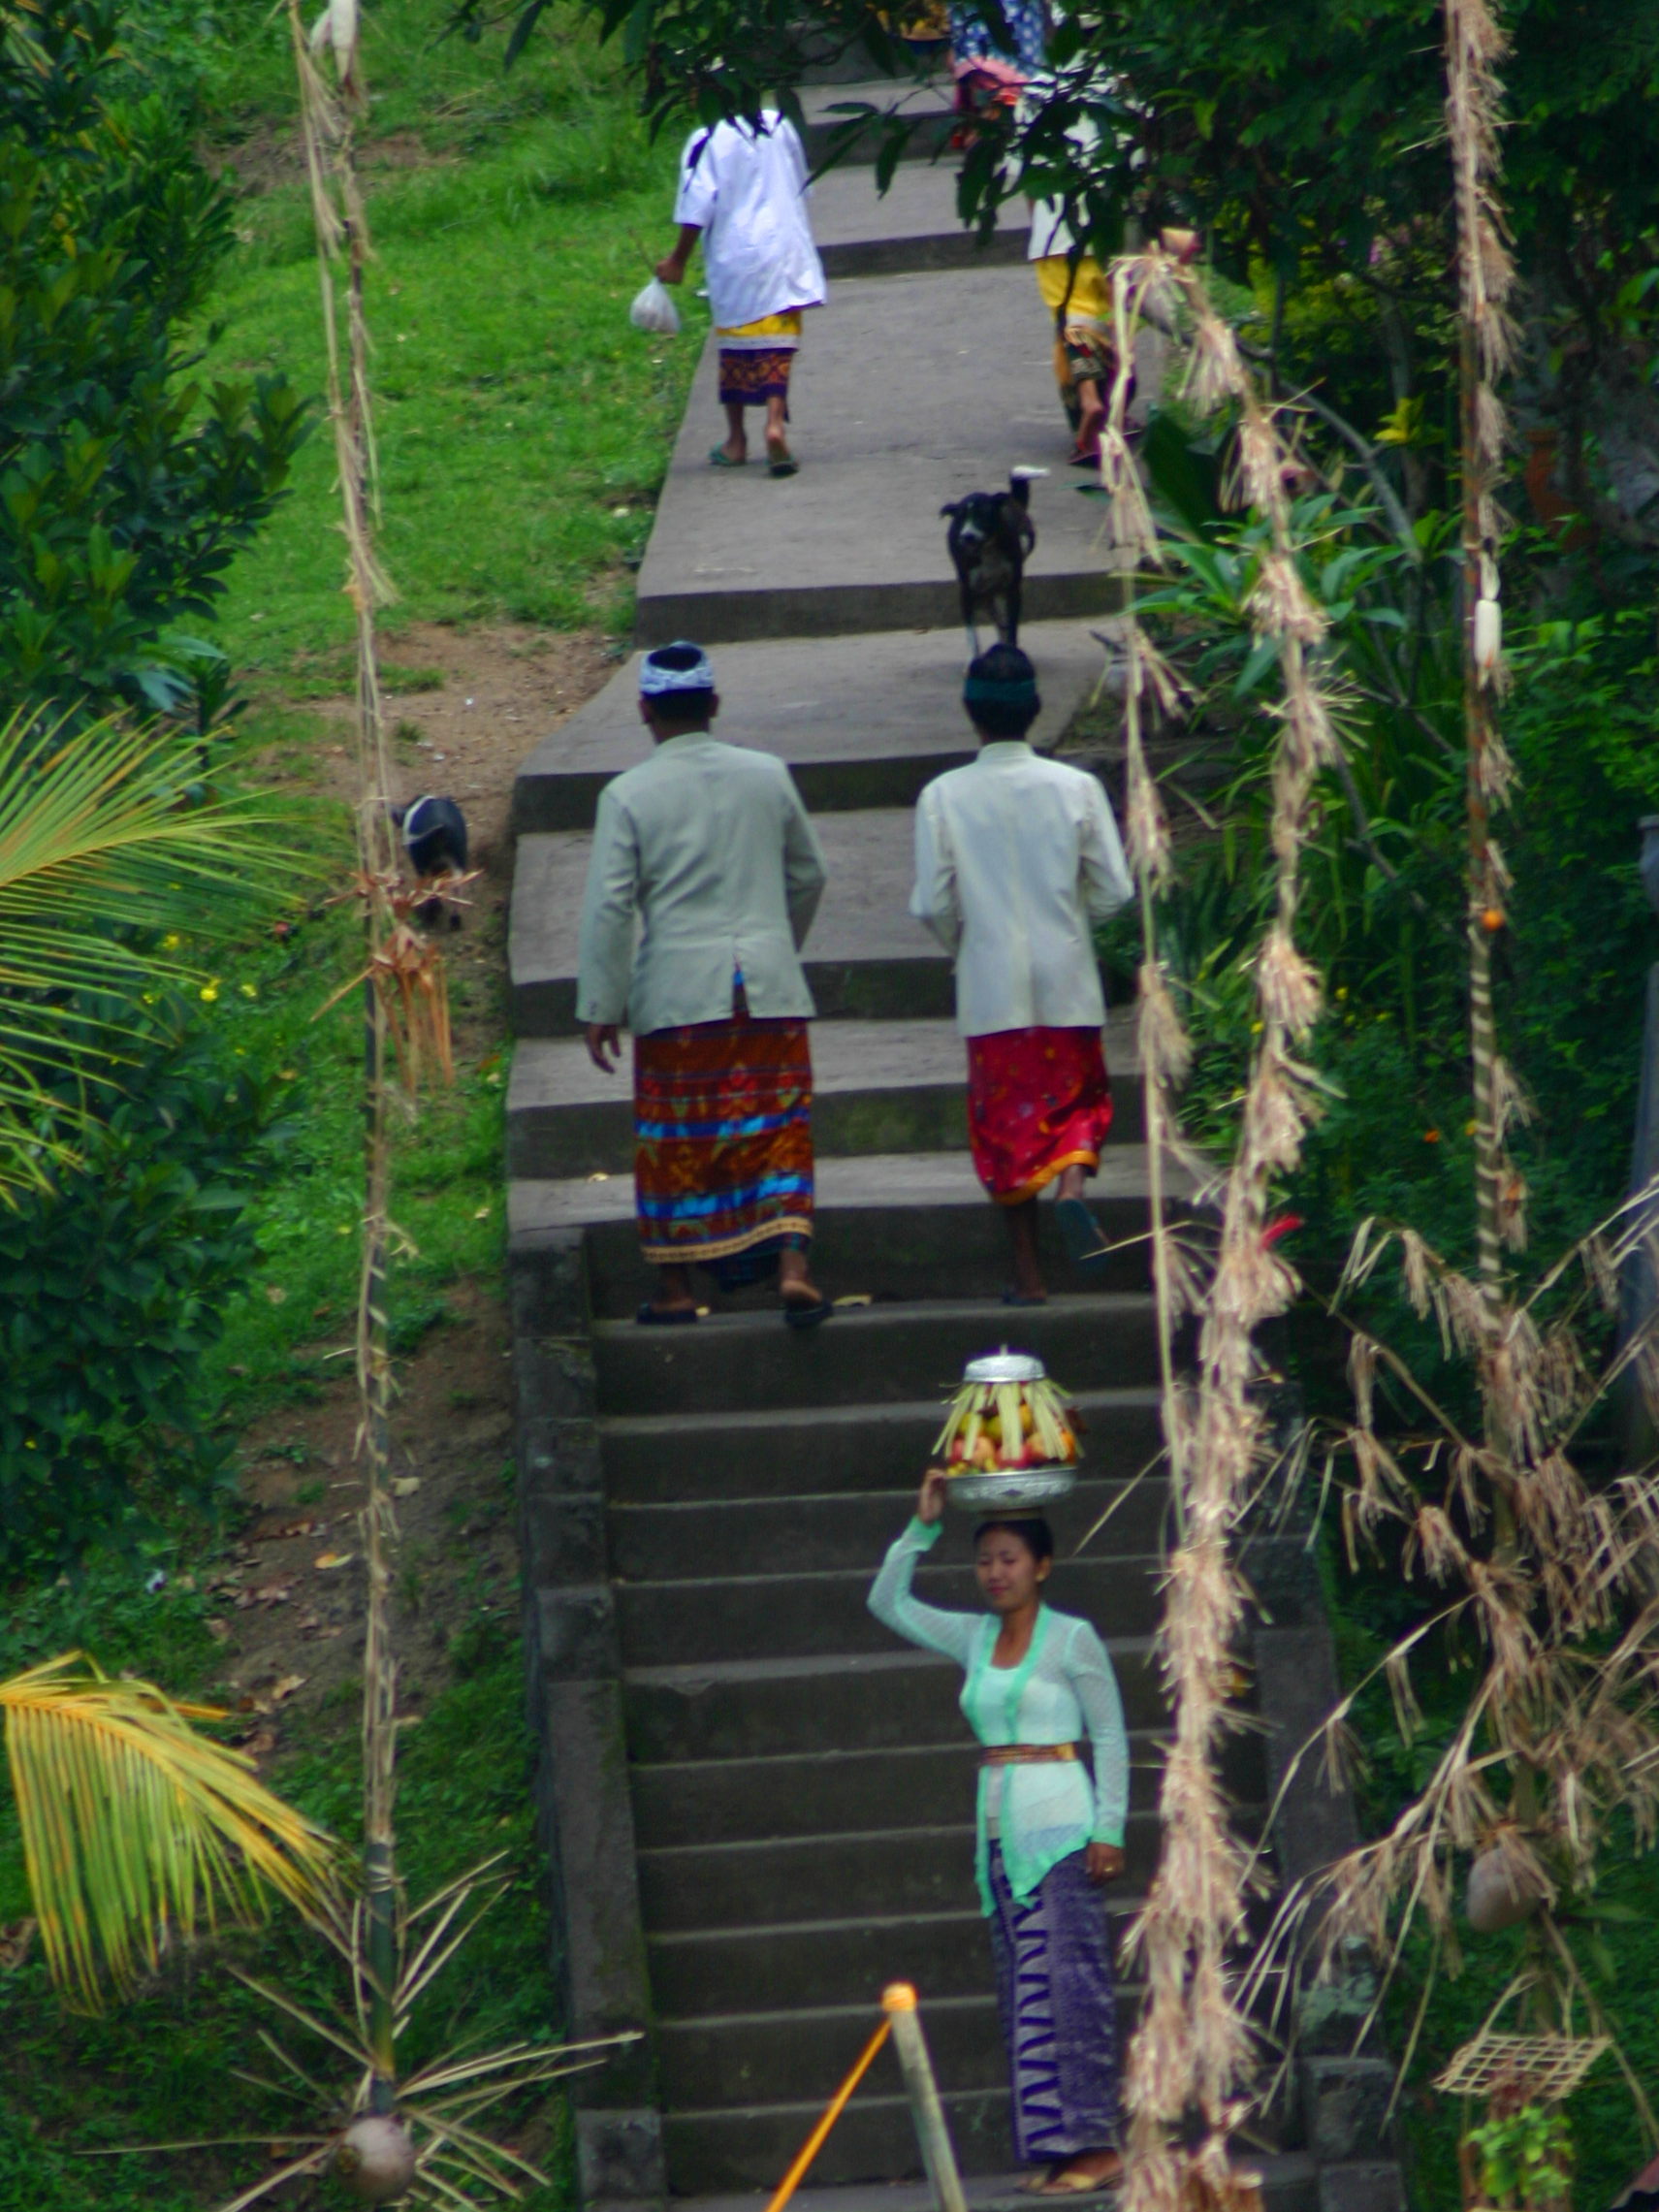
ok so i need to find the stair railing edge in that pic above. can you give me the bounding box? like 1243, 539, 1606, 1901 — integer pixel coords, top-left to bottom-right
512, 1227, 668, 2210
1246, 1387, 1408, 2212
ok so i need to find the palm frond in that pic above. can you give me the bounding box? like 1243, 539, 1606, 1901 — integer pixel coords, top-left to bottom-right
1, 1653, 345, 2010
0, 706, 308, 1190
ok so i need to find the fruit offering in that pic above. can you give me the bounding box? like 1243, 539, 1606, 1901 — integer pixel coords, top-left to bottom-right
932, 1348, 1082, 1474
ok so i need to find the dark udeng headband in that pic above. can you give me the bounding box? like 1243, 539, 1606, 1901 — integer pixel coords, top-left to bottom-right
964, 675, 1039, 709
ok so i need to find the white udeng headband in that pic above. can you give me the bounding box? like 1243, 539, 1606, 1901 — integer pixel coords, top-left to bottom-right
639, 643, 714, 697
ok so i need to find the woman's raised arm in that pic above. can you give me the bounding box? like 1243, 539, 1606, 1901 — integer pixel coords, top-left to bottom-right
867, 1472, 979, 1665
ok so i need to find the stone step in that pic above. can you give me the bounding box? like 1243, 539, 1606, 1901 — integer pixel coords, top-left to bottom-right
507, 624, 1102, 836
622, 1646, 1163, 1767
667, 2132, 1318, 2202
615, 1554, 1161, 1669
637, 1818, 1164, 1933
515, 1154, 1183, 1313
797, 78, 954, 168
601, 1389, 1165, 1502
634, 267, 1123, 649
657, 1992, 1014, 2115
507, 1016, 1146, 1178
608, 1476, 1170, 1580
510, 810, 949, 1037
628, 1728, 1274, 1848
802, 162, 1031, 280
650, 1904, 994, 2016
591, 1295, 1161, 1416
665, 2084, 1016, 2192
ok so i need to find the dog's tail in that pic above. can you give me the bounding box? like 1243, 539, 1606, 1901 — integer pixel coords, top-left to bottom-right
1008, 465, 1050, 506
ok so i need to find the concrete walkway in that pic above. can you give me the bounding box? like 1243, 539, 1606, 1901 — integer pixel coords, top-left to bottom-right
503, 100, 1333, 2212
635, 265, 1119, 644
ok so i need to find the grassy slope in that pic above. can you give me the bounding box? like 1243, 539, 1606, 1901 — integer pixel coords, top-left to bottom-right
202, 0, 702, 679
0, 7, 694, 2206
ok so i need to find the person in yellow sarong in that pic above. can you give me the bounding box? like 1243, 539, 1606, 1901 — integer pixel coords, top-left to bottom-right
655, 113, 827, 479
1030, 228, 1118, 466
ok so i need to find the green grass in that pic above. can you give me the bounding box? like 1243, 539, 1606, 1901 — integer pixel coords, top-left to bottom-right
0, 6, 688, 2202
0, 1569, 562, 2210
175, 848, 509, 1419
189, 0, 703, 679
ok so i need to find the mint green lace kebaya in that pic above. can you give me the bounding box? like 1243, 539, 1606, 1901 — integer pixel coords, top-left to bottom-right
868, 1517, 1129, 1912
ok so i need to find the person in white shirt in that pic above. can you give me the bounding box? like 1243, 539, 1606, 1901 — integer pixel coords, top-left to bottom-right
910, 644, 1134, 1302
654, 112, 827, 479
576, 642, 833, 1329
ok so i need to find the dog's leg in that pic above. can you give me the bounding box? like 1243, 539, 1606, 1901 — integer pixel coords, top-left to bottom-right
1006, 569, 1023, 649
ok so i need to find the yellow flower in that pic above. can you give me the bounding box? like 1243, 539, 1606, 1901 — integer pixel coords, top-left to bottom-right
1465, 1118, 1478, 1136
24, 1439, 36, 1450
239, 982, 258, 999
162, 932, 181, 951
200, 984, 219, 1003
142, 992, 158, 1006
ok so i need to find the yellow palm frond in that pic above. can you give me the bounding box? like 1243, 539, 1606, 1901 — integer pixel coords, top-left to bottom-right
0, 705, 304, 1191
1, 1652, 346, 2011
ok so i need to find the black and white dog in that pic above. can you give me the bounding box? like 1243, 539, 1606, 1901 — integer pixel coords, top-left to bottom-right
941, 466, 1047, 655
393, 793, 469, 928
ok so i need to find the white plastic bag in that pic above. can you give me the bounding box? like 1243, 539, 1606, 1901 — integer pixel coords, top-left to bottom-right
629, 278, 681, 337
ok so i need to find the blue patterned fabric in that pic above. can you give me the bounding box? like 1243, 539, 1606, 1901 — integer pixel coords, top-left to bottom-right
987, 1842, 1121, 2163
948, 0, 1047, 71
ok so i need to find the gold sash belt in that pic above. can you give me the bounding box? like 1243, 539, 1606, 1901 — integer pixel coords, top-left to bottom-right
979, 1743, 1080, 1768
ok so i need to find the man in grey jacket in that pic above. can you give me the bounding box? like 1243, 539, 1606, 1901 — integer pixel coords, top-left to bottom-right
576, 642, 833, 1327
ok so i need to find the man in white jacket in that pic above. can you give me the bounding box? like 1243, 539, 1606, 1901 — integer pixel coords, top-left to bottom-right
654, 112, 826, 478
910, 644, 1134, 1302
577, 642, 834, 1328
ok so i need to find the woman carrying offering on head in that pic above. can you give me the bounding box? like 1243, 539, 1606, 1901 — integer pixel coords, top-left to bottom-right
868, 1468, 1128, 2196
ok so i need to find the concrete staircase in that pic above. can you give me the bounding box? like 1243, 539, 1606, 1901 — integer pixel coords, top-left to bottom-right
507, 98, 1377, 2212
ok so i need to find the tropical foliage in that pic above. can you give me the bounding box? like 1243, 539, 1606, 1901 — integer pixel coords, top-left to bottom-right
1, 1651, 340, 2011
0, 0, 307, 718
0, 708, 298, 1563
0, 710, 290, 1180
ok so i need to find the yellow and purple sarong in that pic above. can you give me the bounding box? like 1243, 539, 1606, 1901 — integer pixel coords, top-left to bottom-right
633, 1002, 814, 1279
717, 309, 804, 411
1034, 254, 1121, 405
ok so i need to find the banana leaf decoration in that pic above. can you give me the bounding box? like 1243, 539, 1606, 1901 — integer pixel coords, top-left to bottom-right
931, 1374, 1082, 1470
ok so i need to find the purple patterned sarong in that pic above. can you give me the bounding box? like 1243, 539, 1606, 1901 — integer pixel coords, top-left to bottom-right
987, 1843, 1121, 2163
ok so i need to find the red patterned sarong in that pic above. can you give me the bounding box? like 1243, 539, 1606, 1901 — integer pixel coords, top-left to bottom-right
966, 1026, 1113, 1204
717, 348, 794, 409
634, 1007, 814, 1268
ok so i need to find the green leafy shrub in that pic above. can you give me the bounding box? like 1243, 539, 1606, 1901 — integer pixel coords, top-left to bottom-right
0, 0, 307, 718
0, 1017, 276, 1567
1465, 2102, 1574, 2210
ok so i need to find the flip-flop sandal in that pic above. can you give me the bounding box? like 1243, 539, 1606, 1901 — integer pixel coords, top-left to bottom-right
768, 456, 800, 478
708, 446, 747, 468
1001, 1287, 1048, 1307
782, 1294, 833, 1330
1056, 1196, 1111, 1274
1037, 2179, 1116, 2198
635, 1301, 700, 1326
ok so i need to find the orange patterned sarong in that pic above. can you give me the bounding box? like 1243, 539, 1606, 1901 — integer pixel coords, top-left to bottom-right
966, 1026, 1113, 1204
633, 1007, 814, 1269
